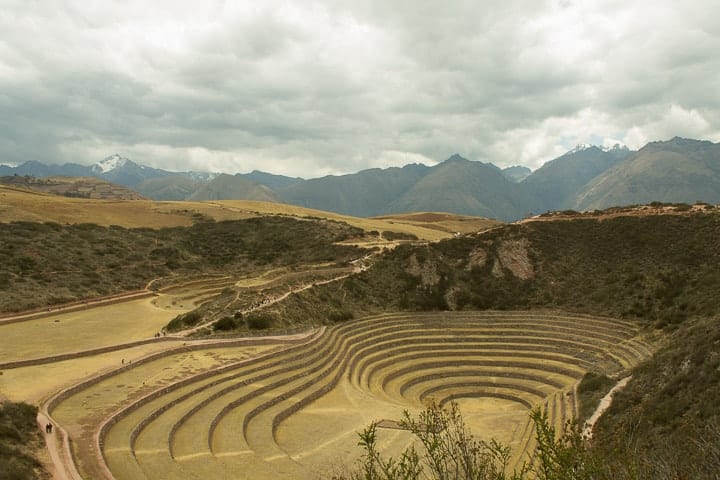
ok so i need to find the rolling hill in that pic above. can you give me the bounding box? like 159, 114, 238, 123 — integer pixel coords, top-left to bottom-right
0, 175, 145, 200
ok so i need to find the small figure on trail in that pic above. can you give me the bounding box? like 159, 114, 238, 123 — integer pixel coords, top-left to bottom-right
121, 359, 124, 364
45, 423, 53, 434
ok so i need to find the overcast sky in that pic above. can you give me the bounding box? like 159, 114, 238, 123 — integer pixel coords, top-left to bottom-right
1, 1, 719, 177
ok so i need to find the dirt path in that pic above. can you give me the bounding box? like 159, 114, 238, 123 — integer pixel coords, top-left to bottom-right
37, 411, 82, 480
582, 376, 632, 438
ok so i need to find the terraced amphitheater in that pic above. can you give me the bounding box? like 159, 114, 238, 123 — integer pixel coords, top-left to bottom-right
47, 311, 652, 479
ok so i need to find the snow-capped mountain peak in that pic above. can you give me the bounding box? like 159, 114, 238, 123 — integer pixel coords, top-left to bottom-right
92, 154, 130, 173
567, 143, 629, 155
186, 171, 219, 182
601, 143, 629, 152
568, 144, 596, 154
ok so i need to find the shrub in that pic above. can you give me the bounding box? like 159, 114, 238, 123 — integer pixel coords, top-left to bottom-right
213, 316, 237, 331
382, 231, 419, 241
327, 309, 354, 323
333, 402, 519, 480
245, 313, 274, 330
166, 311, 204, 331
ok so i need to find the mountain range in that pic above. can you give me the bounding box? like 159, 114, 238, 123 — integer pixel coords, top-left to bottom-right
1, 137, 718, 221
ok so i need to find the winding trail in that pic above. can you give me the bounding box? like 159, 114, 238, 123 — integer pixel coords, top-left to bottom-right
37, 411, 82, 480
176, 257, 372, 336
582, 376, 632, 438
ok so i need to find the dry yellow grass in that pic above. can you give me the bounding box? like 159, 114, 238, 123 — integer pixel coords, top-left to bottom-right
194, 201, 457, 241
0, 185, 195, 227
51, 345, 278, 430
0, 341, 187, 403
0, 186, 498, 241
0, 297, 186, 363
373, 211, 502, 235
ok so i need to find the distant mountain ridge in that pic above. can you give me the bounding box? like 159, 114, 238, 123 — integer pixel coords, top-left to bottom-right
523, 144, 632, 212
2, 137, 718, 221
573, 137, 720, 211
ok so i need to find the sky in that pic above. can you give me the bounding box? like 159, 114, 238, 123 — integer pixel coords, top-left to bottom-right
1, 1, 719, 177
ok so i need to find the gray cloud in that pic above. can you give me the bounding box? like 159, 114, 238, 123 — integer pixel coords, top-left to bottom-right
1, 0, 719, 176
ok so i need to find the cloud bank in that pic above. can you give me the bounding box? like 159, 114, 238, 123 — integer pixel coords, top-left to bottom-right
1, 0, 718, 176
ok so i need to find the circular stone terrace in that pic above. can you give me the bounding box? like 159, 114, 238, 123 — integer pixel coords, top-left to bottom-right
46, 311, 652, 480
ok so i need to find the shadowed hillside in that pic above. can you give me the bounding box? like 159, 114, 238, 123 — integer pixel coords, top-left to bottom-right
277, 163, 431, 217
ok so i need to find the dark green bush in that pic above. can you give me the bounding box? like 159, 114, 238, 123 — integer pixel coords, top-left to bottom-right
382, 231, 419, 241
245, 313, 274, 330
213, 316, 237, 331
166, 311, 204, 331
327, 309, 354, 323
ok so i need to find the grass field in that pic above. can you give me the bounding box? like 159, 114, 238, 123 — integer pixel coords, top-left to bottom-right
41, 311, 651, 479
0, 298, 185, 364
0, 341, 186, 403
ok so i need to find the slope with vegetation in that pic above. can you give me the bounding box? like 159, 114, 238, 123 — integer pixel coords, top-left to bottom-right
255, 207, 720, 329
0, 401, 49, 480
3, 199, 720, 479
0, 216, 363, 313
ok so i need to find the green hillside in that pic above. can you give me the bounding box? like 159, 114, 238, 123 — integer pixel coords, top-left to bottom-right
590, 314, 720, 478
252, 208, 720, 476
266, 209, 720, 326
0, 217, 363, 313
0, 401, 48, 480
